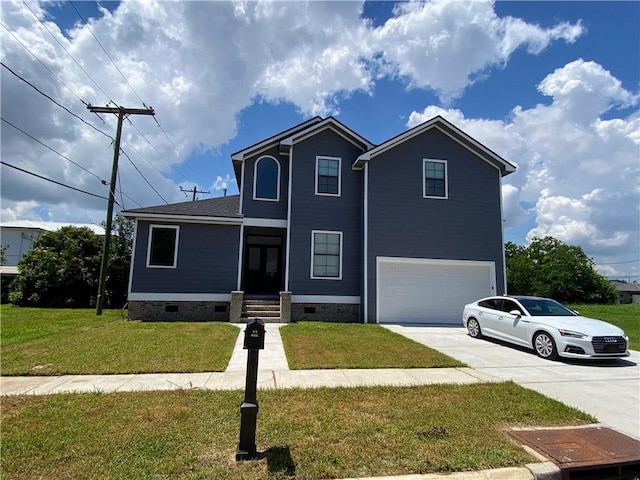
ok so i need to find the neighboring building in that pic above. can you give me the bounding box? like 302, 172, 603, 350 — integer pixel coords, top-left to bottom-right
0, 220, 106, 302
611, 280, 640, 305
0, 220, 106, 273
123, 115, 516, 324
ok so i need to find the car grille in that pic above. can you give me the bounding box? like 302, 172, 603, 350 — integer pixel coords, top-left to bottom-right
591, 336, 627, 354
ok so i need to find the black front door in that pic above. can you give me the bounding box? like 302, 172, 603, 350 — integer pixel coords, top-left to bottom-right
243, 236, 282, 294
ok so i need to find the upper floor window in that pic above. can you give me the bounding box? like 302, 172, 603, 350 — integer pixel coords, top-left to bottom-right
253, 156, 280, 201
423, 159, 448, 199
311, 230, 342, 279
147, 225, 179, 268
315, 156, 341, 196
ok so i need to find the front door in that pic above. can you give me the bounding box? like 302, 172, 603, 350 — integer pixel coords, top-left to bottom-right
243, 235, 282, 294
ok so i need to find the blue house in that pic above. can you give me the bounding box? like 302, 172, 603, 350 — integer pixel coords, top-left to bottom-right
123, 116, 515, 324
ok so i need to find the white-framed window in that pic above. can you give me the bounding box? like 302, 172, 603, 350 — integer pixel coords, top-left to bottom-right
315, 156, 341, 196
146, 225, 179, 268
423, 159, 448, 199
311, 230, 342, 280
253, 155, 280, 201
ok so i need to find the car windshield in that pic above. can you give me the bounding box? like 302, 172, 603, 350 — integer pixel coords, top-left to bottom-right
518, 298, 578, 317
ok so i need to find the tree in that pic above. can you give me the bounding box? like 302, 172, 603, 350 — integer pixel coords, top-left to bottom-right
8, 217, 134, 308
9, 226, 102, 307
505, 236, 617, 304
104, 215, 134, 308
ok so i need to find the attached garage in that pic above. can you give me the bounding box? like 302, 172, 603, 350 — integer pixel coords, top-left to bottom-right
376, 257, 496, 324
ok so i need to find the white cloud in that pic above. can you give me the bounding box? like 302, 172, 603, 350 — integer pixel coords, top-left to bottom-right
408, 59, 639, 277
0, 0, 587, 226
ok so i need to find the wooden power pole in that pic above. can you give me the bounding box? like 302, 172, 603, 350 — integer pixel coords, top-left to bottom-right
180, 185, 209, 201
88, 104, 155, 315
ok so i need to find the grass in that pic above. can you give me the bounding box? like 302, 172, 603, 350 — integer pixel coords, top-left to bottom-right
569, 304, 640, 348
280, 322, 465, 369
0, 382, 595, 480
0, 305, 240, 376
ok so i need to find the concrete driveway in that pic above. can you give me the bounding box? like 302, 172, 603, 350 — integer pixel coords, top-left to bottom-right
382, 324, 640, 440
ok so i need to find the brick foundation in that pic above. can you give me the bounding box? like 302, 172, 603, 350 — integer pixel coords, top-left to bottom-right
128, 300, 230, 321
291, 303, 361, 323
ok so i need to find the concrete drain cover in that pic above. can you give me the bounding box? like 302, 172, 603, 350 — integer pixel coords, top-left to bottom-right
508, 426, 640, 472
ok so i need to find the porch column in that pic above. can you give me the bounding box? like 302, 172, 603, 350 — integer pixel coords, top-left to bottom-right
231, 291, 244, 323
279, 291, 291, 323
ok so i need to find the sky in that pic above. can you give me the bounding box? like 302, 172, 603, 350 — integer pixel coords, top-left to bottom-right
1, 0, 638, 281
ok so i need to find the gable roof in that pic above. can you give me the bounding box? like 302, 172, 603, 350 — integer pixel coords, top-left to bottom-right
353, 115, 516, 176
280, 116, 374, 152
122, 195, 241, 222
231, 117, 323, 163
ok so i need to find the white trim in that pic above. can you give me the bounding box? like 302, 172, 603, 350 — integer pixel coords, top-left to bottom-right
0, 266, 19, 274
315, 156, 342, 197
127, 218, 139, 295
291, 295, 360, 304
285, 145, 294, 291
239, 159, 245, 214
310, 230, 343, 280
499, 173, 507, 294
237, 223, 245, 290
124, 213, 242, 225
353, 118, 516, 175
375, 256, 497, 324
128, 293, 231, 302
146, 224, 180, 268
363, 163, 368, 323
253, 155, 281, 202
243, 218, 287, 228
231, 117, 322, 161
423, 158, 448, 200
280, 119, 374, 150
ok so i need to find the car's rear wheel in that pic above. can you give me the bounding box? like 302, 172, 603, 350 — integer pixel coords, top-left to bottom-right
467, 318, 482, 338
534, 332, 558, 360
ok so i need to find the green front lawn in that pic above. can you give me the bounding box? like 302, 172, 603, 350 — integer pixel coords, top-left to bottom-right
1, 382, 594, 480
569, 304, 639, 348
0, 305, 239, 375
281, 321, 464, 369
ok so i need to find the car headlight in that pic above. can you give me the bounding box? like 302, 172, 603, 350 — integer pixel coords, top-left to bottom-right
558, 329, 587, 339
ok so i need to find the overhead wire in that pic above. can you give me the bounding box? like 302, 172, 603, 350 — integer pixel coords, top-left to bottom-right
2, 117, 105, 183
1, 61, 114, 141
21, 0, 114, 103
119, 149, 168, 204
1, 161, 116, 205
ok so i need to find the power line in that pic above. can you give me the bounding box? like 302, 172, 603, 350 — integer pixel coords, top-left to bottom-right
0, 21, 88, 106
597, 259, 640, 265
1, 160, 115, 204
69, 1, 145, 106
21, 0, 114, 103
120, 149, 168, 204
1, 117, 105, 183
1, 61, 114, 141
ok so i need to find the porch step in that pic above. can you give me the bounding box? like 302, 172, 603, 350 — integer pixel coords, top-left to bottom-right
240, 299, 281, 323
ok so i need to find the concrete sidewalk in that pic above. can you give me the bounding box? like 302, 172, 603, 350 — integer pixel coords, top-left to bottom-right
0, 324, 495, 396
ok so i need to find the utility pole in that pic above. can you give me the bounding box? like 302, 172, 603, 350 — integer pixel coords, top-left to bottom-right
180, 185, 209, 201
88, 104, 155, 315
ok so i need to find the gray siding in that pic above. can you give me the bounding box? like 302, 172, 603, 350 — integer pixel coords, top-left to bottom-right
288, 128, 364, 297
131, 221, 240, 293
367, 128, 506, 322
241, 145, 289, 220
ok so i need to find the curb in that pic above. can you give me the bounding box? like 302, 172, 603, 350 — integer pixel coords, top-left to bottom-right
336, 462, 560, 480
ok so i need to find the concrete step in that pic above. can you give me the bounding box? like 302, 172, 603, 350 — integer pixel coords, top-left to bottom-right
243, 305, 280, 311
236, 317, 281, 323
242, 311, 281, 318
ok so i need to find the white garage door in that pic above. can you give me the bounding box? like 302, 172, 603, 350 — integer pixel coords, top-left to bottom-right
377, 257, 496, 324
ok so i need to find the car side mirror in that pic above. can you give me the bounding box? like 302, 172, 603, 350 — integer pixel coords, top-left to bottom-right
509, 310, 522, 319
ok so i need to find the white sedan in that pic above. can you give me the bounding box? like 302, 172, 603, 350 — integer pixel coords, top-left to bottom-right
462, 295, 630, 361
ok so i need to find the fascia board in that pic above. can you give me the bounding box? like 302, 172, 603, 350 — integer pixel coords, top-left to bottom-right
123, 213, 243, 225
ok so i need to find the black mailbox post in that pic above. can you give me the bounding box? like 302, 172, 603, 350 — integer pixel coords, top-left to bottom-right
236, 318, 265, 461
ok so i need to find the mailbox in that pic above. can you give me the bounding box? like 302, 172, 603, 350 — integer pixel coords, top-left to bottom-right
243, 318, 265, 350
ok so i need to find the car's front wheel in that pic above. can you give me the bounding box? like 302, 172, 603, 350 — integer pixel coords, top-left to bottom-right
467, 317, 482, 338
533, 332, 558, 360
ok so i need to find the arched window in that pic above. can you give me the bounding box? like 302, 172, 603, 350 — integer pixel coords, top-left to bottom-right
253, 156, 280, 201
